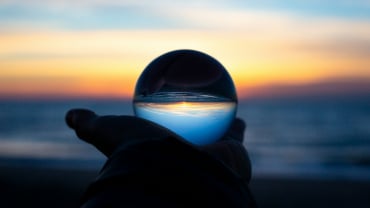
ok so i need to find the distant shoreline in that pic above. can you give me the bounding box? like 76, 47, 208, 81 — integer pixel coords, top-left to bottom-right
0, 90, 370, 103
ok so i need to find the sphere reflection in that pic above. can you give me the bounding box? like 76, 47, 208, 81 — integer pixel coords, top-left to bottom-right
133, 50, 237, 145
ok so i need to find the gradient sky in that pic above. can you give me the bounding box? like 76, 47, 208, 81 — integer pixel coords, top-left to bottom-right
0, 0, 369, 99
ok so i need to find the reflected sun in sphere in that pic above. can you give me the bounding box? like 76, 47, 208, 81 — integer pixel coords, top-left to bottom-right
134, 99, 236, 145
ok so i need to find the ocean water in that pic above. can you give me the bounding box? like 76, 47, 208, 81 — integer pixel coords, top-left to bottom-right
0, 97, 369, 180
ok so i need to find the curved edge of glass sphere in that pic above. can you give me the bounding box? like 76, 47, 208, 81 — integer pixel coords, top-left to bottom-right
133, 49, 238, 146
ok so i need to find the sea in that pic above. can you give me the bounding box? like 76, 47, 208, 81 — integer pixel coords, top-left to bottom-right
0, 96, 370, 180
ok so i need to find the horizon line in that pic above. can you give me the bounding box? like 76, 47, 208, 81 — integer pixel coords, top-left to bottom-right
1, 77, 369, 101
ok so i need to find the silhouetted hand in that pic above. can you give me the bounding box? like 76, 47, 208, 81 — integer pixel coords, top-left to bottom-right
66, 109, 251, 182
65, 109, 180, 157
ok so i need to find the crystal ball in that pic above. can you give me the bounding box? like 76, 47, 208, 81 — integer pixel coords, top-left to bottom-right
133, 49, 237, 145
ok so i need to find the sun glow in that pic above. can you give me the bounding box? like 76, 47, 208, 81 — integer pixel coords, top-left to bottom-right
0, 4, 369, 99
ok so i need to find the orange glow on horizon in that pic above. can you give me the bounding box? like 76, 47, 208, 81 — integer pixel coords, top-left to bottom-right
1, 28, 369, 99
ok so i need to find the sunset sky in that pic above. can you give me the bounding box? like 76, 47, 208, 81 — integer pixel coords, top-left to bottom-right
0, 0, 369, 99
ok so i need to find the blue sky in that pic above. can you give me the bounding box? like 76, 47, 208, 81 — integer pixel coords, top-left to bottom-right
0, 0, 369, 30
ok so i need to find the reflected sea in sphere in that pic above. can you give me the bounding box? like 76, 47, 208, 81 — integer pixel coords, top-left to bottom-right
134, 92, 236, 145
133, 50, 238, 145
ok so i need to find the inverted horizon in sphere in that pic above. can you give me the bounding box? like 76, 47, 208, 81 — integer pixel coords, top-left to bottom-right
134, 101, 237, 145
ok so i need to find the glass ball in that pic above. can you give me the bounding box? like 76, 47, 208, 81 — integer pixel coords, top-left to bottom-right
133, 49, 237, 145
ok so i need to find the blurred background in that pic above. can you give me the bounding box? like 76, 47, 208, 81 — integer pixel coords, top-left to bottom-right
0, 0, 370, 207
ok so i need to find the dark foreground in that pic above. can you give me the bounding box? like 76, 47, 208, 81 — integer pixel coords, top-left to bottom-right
1, 165, 370, 208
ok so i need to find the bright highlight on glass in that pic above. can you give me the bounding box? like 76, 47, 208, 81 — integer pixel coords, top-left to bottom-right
133, 50, 238, 145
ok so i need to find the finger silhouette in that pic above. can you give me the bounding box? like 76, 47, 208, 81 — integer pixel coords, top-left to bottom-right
66, 109, 177, 156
